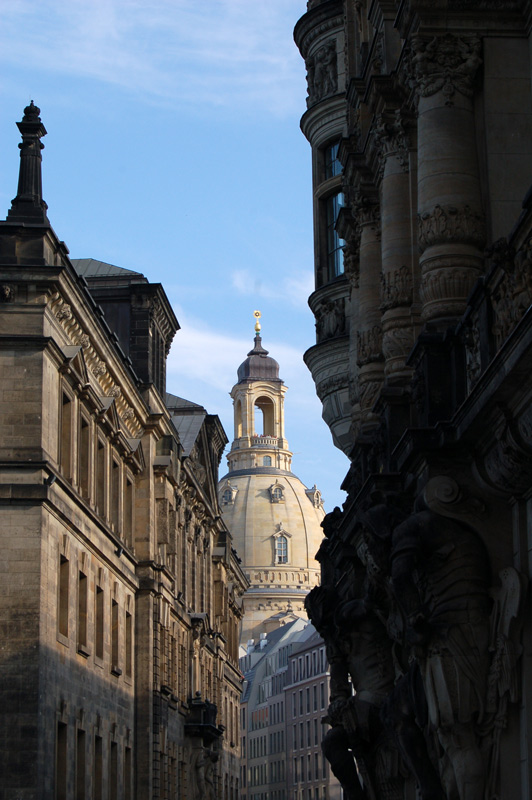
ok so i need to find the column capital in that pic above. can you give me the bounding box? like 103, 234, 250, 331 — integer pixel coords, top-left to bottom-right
411, 33, 482, 104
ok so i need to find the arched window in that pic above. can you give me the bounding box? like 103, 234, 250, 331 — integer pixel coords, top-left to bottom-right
275, 535, 288, 564
222, 489, 232, 504
263, 456, 271, 466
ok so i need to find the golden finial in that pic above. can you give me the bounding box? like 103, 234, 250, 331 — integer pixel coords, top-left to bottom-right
253, 310, 261, 334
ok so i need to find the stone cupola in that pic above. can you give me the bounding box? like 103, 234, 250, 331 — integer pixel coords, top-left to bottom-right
227, 312, 291, 474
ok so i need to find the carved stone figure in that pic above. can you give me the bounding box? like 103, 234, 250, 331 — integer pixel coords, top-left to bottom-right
388, 503, 492, 800
306, 39, 338, 104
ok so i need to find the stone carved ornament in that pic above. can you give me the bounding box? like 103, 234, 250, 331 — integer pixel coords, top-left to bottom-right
357, 325, 383, 367
412, 33, 482, 104
307, 489, 527, 800
380, 265, 413, 310
315, 296, 346, 342
373, 110, 410, 173
418, 204, 486, 252
490, 236, 532, 350
306, 38, 338, 105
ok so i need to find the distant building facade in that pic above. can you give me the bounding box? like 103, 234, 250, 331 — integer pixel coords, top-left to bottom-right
219, 320, 325, 644
295, 3, 532, 800
240, 622, 340, 800
0, 103, 247, 800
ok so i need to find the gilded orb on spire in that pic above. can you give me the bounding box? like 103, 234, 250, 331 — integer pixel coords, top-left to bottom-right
253, 310, 261, 334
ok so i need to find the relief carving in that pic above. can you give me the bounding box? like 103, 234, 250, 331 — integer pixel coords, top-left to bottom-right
382, 326, 415, 365
315, 296, 346, 342
464, 322, 482, 392
483, 424, 532, 495
380, 265, 413, 310
316, 374, 349, 401
412, 33, 482, 104
306, 39, 338, 106
420, 263, 480, 320
343, 240, 360, 288
357, 325, 383, 367
418, 204, 486, 252
374, 110, 410, 172
490, 236, 532, 350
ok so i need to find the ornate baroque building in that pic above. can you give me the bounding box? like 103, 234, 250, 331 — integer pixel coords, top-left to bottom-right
0, 104, 247, 800
294, 3, 532, 800
219, 317, 325, 644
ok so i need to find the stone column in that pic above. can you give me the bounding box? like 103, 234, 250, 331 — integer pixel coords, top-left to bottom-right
413, 33, 485, 325
375, 110, 418, 381
353, 193, 384, 429
343, 236, 362, 436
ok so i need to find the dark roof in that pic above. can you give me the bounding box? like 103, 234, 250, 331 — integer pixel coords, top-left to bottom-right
71, 258, 147, 283
237, 335, 281, 383
165, 392, 205, 412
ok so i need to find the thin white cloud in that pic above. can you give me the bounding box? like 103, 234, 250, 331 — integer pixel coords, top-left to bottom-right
0, 0, 307, 115
230, 268, 312, 309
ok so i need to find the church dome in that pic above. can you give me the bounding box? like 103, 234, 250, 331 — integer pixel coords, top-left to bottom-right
219, 316, 324, 643
237, 335, 281, 382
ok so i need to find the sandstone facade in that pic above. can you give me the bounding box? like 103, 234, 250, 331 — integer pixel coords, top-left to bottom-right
0, 103, 247, 800
295, 3, 532, 799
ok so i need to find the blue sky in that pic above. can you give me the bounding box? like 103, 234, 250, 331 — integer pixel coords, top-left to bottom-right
0, 0, 349, 510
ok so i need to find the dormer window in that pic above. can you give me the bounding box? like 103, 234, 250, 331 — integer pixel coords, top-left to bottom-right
220, 482, 238, 506
272, 524, 291, 565
269, 481, 285, 503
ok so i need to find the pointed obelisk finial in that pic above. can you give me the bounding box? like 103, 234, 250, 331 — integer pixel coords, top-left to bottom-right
7, 101, 49, 224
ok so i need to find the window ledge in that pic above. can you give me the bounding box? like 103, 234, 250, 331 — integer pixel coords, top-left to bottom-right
111, 665, 122, 677
77, 644, 90, 658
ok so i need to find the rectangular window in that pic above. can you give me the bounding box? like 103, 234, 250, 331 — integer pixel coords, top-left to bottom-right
111, 459, 120, 531
125, 611, 132, 678
111, 599, 120, 674
314, 718, 318, 745
80, 417, 90, 498
325, 142, 341, 179
56, 722, 67, 800
299, 690, 303, 716
61, 393, 72, 479
320, 683, 325, 710
77, 571, 88, 654
94, 735, 103, 800
313, 685, 317, 711
109, 741, 118, 800
306, 688, 310, 713
124, 746, 132, 800
95, 586, 104, 660
124, 477, 133, 548
58, 556, 69, 638
76, 729, 86, 800
96, 440, 106, 517
326, 192, 345, 280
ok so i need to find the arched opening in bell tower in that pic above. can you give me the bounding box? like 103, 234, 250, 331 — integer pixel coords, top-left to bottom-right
234, 399, 243, 439
254, 396, 274, 436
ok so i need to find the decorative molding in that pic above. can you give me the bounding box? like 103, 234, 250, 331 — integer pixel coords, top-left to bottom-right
420, 264, 480, 320
382, 326, 415, 368
357, 325, 383, 367
373, 110, 410, 172
316, 374, 349, 401
412, 33, 482, 104
491, 237, 532, 350
380, 265, 413, 310
418, 204, 486, 252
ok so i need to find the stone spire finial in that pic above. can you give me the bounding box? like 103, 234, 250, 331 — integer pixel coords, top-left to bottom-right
7, 101, 49, 224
